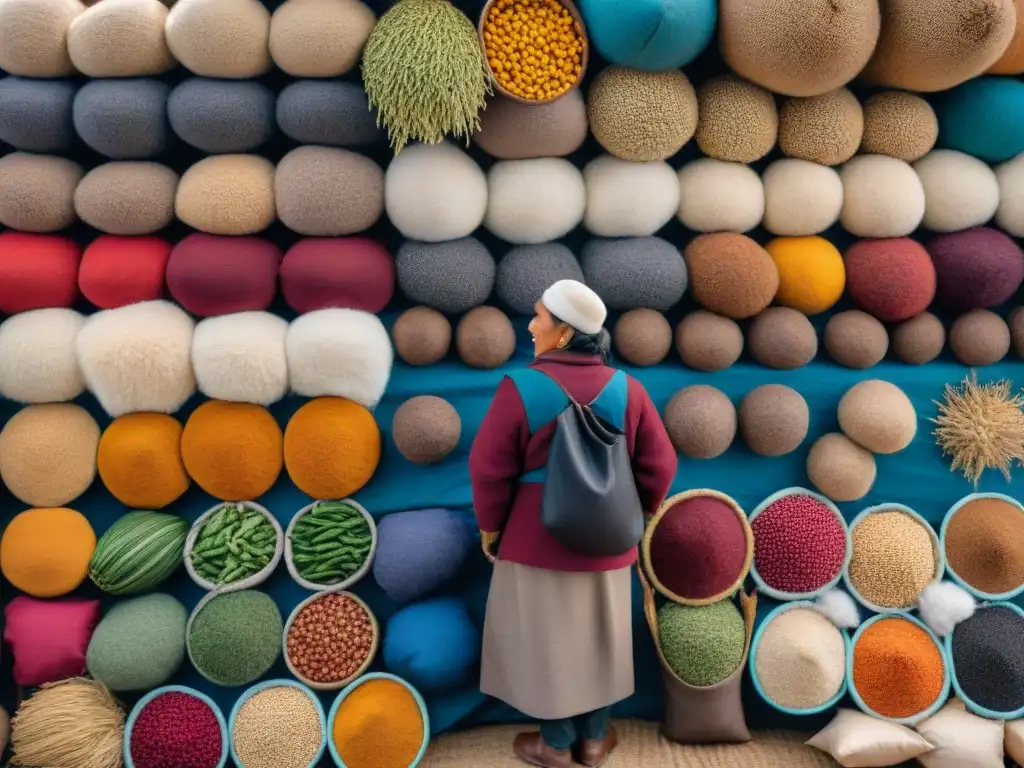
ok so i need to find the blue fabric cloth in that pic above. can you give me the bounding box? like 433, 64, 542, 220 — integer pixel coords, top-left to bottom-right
383, 596, 482, 693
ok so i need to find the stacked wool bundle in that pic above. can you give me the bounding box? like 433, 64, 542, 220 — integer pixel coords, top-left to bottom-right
0, 309, 85, 404
860, 91, 938, 162
997, 154, 1024, 237
805, 432, 877, 502
677, 159, 765, 234
0, 0, 84, 78
837, 380, 917, 455
944, 496, 1024, 597
0, 78, 78, 153
276, 81, 384, 147
950, 309, 1012, 367
4, 596, 100, 687
674, 311, 744, 372
580, 0, 715, 70
778, 88, 863, 166
392, 396, 461, 465
166, 0, 272, 78
473, 91, 588, 159
761, 162, 843, 238
73, 79, 171, 160
663, 385, 736, 459
166, 235, 281, 317
843, 238, 936, 322
168, 78, 275, 153
0, 152, 82, 233
950, 605, 1024, 714
383, 597, 481, 692
74, 163, 178, 236
175, 155, 276, 236
281, 238, 395, 314
67, 0, 174, 77
927, 227, 1024, 311
684, 233, 778, 319
268, 0, 375, 77
0, 507, 96, 599
848, 508, 938, 610
391, 307, 452, 366
754, 606, 846, 710
581, 237, 687, 311
96, 413, 189, 509
892, 312, 946, 365
191, 312, 289, 406
694, 74, 777, 163
374, 509, 472, 604
613, 309, 673, 367
495, 243, 583, 316
456, 306, 516, 369
765, 237, 845, 314
936, 77, 1024, 163
738, 385, 809, 457
78, 236, 170, 309
840, 155, 926, 238
0, 233, 80, 314
187, 590, 283, 687
823, 310, 889, 370
658, 599, 745, 687
396, 239, 495, 314
746, 307, 817, 370
914, 150, 1000, 233
583, 156, 678, 238
485, 158, 586, 244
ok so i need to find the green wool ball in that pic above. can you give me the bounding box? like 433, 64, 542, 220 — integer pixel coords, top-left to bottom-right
658, 598, 745, 687
187, 589, 282, 687
86, 593, 187, 691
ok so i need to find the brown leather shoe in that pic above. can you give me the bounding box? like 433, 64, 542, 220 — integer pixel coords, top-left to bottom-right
579, 725, 618, 768
512, 731, 573, 768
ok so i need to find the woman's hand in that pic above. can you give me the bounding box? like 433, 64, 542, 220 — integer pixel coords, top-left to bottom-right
480, 530, 500, 563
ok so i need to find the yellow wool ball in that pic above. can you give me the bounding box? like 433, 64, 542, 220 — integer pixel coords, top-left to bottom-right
1, 507, 96, 597
284, 397, 381, 500
181, 400, 283, 501
97, 412, 189, 509
766, 236, 846, 315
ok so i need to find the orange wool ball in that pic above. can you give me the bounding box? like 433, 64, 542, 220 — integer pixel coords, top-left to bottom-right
284, 397, 381, 500
181, 400, 283, 501
97, 412, 190, 509
0, 507, 96, 598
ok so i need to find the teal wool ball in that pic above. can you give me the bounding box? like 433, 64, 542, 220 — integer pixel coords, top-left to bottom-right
579, 0, 717, 70
936, 77, 1024, 163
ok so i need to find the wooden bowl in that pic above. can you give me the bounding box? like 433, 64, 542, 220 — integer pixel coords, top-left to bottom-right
478, 0, 588, 106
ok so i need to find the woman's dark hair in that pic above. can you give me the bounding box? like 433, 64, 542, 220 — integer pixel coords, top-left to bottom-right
553, 314, 612, 363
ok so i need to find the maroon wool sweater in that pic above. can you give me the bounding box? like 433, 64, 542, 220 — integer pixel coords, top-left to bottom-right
469, 351, 677, 572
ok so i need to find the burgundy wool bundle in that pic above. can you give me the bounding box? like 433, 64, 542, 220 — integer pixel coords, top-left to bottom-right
166, 234, 281, 317
927, 227, 1024, 311
280, 237, 396, 314
843, 238, 936, 322
129, 691, 222, 768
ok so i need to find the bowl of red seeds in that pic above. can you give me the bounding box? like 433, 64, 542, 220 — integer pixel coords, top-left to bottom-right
124, 685, 228, 768
284, 591, 380, 691
749, 487, 851, 601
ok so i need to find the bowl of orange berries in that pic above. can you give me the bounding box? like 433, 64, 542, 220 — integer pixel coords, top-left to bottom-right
479, 0, 588, 105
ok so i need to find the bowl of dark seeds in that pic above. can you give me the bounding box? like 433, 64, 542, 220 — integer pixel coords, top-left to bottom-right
946, 601, 1024, 719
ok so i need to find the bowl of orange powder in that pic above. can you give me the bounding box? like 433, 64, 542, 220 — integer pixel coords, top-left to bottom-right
328, 673, 429, 768
478, 0, 588, 105
848, 613, 950, 726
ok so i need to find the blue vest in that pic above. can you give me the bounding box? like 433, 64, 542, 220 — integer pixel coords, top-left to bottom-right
506, 368, 629, 484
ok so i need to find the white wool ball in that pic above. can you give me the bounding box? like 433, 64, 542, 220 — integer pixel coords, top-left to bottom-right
812, 588, 860, 630
76, 300, 195, 417
583, 155, 679, 237
192, 312, 288, 406
995, 153, 1024, 237
677, 158, 764, 233
914, 149, 999, 233
762, 158, 843, 236
0, 308, 85, 404
485, 158, 585, 244
384, 142, 487, 243
839, 154, 925, 238
918, 581, 976, 638
286, 308, 393, 407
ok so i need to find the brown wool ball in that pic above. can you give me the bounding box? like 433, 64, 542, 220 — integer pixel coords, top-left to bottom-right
739, 384, 809, 457
587, 67, 697, 162
1009, 307, 1024, 359
456, 306, 516, 369
806, 432, 877, 502
165, 0, 271, 78
824, 310, 889, 369
663, 385, 736, 459
747, 307, 818, 369
614, 309, 672, 367
74, 162, 178, 235
838, 379, 917, 454
949, 309, 1011, 366
67, 0, 175, 78
892, 312, 945, 364
175, 155, 275, 236
860, 91, 938, 163
392, 306, 452, 367
0, 153, 83, 233
695, 74, 778, 163
473, 90, 588, 160
675, 311, 744, 372
779, 88, 864, 166
269, 0, 375, 77
391, 395, 461, 465
0, 0, 84, 77
684, 233, 780, 320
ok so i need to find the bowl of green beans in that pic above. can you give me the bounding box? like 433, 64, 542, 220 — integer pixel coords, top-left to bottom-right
285, 499, 377, 592
184, 502, 284, 592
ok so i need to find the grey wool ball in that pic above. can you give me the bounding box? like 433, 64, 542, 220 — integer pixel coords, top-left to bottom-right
0, 77, 77, 153
581, 237, 687, 311
747, 307, 818, 369
675, 311, 743, 372
168, 78, 275, 153
392, 395, 461, 465
495, 243, 583, 316
824, 310, 889, 369
456, 306, 516, 369
663, 385, 736, 459
396, 239, 496, 314
73, 78, 170, 159
392, 306, 451, 366
739, 384, 809, 457
613, 309, 673, 367
275, 80, 384, 147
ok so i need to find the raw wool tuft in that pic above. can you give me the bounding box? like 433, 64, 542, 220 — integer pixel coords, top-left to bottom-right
843, 238, 936, 323
175, 155, 276, 236
928, 227, 1024, 311
192, 312, 289, 406
579, 0, 716, 70
0, 233, 81, 315
166, 234, 281, 317
824, 310, 889, 369
269, 0, 375, 77
838, 380, 917, 454
761, 159, 843, 237
675, 311, 743, 372
286, 308, 393, 407
613, 309, 673, 367
738, 383, 809, 457
949, 309, 1011, 367
581, 237, 688, 311
0, 152, 82, 233
684, 233, 778, 319
694, 74, 777, 163
677, 159, 765, 233
583, 156, 678, 237
391, 395, 461, 465
778, 88, 863, 166
718, 0, 880, 97
766, 237, 846, 316
74, 162, 178, 236
495, 243, 583, 316
384, 142, 488, 243
485, 158, 586, 244
396, 238, 495, 314
0, 77, 77, 153
663, 385, 737, 459
806, 432, 877, 503
72, 78, 170, 160
839, 155, 926, 238
914, 150, 1000, 233
746, 307, 818, 370
472, 91, 588, 160
167, 78, 276, 154
995, 153, 1024, 237
67, 0, 174, 78
860, 91, 938, 162
918, 581, 976, 638
892, 312, 946, 365
0, 309, 85, 404
0, 0, 85, 77
587, 66, 697, 162
275, 80, 385, 148
76, 300, 196, 417
455, 306, 516, 369
812, 588, 860, 630
391, 306, 451, 366
165, 0, 272, 78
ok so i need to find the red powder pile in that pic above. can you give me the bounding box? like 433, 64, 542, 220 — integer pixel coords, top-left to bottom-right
752, 494, 847, 594
649, 496, 748, 600
130, 691, 223, 768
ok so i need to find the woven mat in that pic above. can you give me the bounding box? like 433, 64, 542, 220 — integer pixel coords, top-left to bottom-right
421, 720, 841, 767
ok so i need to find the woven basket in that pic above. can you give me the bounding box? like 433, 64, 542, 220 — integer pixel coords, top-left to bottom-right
945, 601, 1024, 720
124, 685, 229, 768
284, 499, 377, 593
184, 501, 283, 593
940, 492, 1024, 601
283, 590, 380, 692
229, 679, 327, 768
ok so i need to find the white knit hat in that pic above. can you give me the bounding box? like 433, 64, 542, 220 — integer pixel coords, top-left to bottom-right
541, 279, 607, 335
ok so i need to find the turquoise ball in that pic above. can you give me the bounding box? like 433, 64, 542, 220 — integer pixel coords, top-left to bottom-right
579, 0, 716, 70
936, 77, 1024, 163
383, 597, 481, 692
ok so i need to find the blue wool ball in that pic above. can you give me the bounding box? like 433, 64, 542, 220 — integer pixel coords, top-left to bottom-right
383, 597, 481, 692
936, 77, 1024, 164
374, 508, 472, 604
579, 0, 717, 70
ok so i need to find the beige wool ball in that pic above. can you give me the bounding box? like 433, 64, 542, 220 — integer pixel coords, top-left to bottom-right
74, 162, 178, 235
892, 312, 945, 365
739, 384, 809, 457
995, 154, 1024, 237
674, 311, 743, 372
175, 155, 276, 236
0, 0, 85, 77
677, 159, 765, 234
806, 432, 877, 502
456, 306, 516, 369
0, 153, 82, 233
613, 309, 673, 367
67, 0, 175, 77
950, 309, 1011, 366
0, 309, 85, 404
166, 0, 271, 78
762, 159, 843, 237
746, 307, 818, 370
1009, 307, 1024, 359
840, 155, 925, 238
584, 156, 678, 238
779, 88, 863, 166
663, 385, 737, 459
473, 90, 588, 160
695, 74, 778, 163
269, 0, 375, 77
860, 91, 938, 163
392, 395, 461, 465
914, 149, 999, 233
824, 310, 888, 369
392, 306, 451, 366
838, 379, 917, 454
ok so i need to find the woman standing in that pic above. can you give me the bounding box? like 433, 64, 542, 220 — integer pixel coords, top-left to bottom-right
470, 280, 677, 768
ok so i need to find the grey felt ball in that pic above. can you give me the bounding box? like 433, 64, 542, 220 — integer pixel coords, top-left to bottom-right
168, 78, 275, 153
495, 243, 583, 316
581, 237, 687, 311
396, 239, 496, 314
276, 80, 384, 147
73, 78, 170, 159
0, 77, 77, 153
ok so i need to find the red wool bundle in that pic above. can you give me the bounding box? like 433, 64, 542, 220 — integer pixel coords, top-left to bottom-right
130, 692, 222, 768
752, 494, 847, 594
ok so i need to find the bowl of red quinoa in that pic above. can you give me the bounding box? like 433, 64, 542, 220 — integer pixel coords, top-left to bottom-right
124, 685, 228, 768
940, 492, 1024, 601
749, 487, 851, 601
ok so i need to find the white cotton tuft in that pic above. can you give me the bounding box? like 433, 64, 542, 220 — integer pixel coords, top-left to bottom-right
918, 581, 976, 638
192, 311, 289, 406
812, 588, 860, 629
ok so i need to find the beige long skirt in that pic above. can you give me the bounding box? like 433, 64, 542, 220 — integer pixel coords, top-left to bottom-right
480, 560, 634, 721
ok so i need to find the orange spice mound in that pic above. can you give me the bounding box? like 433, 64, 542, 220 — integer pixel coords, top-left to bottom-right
332, 679, 423, 768
852, 617, 945, 719
97, 412, 189, 509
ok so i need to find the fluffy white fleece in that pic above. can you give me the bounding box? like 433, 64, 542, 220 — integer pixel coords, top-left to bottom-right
485, 158, 586, 244
286, 308, 393, 407
192, 311, 288, 406
762, 158, 843, 236
812, 588, 860, 629
583, 155, 678, 237
840, 154, 925, 238
76, 300, 196, 417
0, 308, 85, 404
996, 153, 1024, 237
918, 581, 976, 638
915, 149, 999, 233
677, 158, 764, 233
